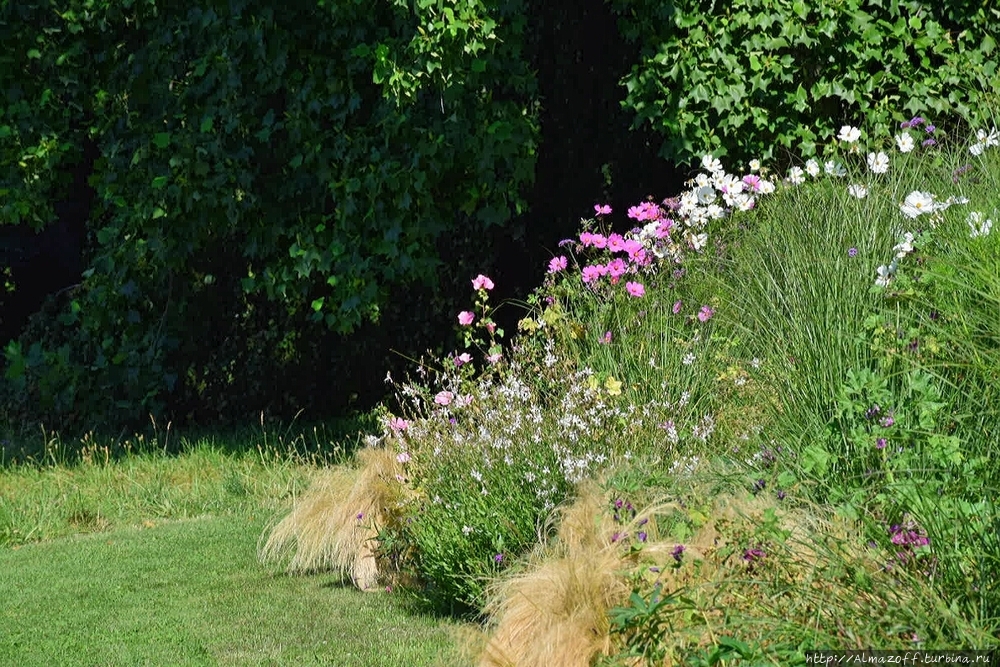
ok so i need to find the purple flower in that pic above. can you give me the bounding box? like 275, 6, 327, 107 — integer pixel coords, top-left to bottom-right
671, 545, 686, 563
777, 490, 786, 501
638, 531, 648, 542
876, 438, 887, 449
848, 247, 858, 257
611, 532, 623, 543
880, 414, 895, 428
356, 512, 364, 521
922, 138, 937, 148
743, 547, 766, 564
494, 553, 504, 563
910, 116, 925, 127
752, 478, 767, 494
672, 300, 683, 314
925, 124, 936, 133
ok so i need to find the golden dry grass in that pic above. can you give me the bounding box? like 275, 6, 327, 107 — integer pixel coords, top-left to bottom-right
259, 445, 405, 590
475, 478, 899, 666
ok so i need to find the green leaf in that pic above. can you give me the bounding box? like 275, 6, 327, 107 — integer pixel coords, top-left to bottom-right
153, 132, 171, 149
200, 117, 214, 133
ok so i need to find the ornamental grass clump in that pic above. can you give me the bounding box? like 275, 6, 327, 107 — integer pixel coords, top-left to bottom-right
260, 443, 406, 590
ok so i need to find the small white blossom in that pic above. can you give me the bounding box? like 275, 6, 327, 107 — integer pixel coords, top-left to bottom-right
825, 160, 846, 177
838, 125, 862, 143
968, 211, 994, 238
896, 133, 915, 153
867, 151, 890, 174
682, 352, 696, 365
748, 159, 761, 172
847, 184, 868, 199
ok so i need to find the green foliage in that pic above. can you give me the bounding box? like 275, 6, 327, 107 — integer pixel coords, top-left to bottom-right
0, 1, 538, 428
612, 0, 1000, 166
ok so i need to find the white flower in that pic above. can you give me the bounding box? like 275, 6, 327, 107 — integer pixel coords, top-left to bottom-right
976, 127, 1000, 147
971, 142, 985, 156
838, 125, 862, 143
706, 204, 725, 219
805, 159, 820, 177
825, 161, 846, 177
875, 264, 895, 287
748, 159, 761, 172
900, 191, 936, 218
896, 133, 915, 153
759, 179, 775, 194
682, 352, 696, 365
968, 211, 994, 238
787, 166, 805, 185
847, 184, 868, 199
701, 154, 723, 174
462, 525, 474, 535
694, 172, 712, 187
736, 195, 756, 211
695, 184, 716, 205
688, 232, 708, 250
867, 151, 890, 174
893, 231, 915, 258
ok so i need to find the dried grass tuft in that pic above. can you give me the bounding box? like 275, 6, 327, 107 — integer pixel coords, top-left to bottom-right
259, 445, 404, 590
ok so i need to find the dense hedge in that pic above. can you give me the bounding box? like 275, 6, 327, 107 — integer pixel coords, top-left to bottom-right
1, 0, 537, 427
612, 0, 1000, 166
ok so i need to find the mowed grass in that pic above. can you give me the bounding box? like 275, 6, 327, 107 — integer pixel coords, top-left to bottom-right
0, 440, 469, 666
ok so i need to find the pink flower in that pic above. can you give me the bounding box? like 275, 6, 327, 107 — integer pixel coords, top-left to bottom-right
581, 265, 605, 284
486, 352, 502, 364
590, 234, 607, 249
606, 258, 627, 278
626, 281, 645, 297
600, 331, 612, 344
548, 256, 568, 273
434, 391, 454, 406
389, 417, 410, 432
458, 311, 475, 326
396, 451, 411, 464
472, 274, 494, 291
607, 233, 626, 253
579, 231, 595, 247
594, 204, 612, 215
485, 321, 496, 334
656, 220, 673, 239
672, 300, 683, 314
627, 201, 661, 221
698, 305, 715, 322
622, 239, 643, 256
454, 352, 472, 366
742, 174, 762, 192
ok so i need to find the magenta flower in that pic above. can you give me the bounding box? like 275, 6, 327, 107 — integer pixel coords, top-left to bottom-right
579, 231, 595, 247
627, 201, 661, 221
876, 438, 887, 449
548, 255, 568, 273
582, 264, 605, 284
594, 203, 612, 215
606, 258, 627, 278
600, 331, 612, 344
471, 274, 494, 291
590, 234, 607, 249
698, 305, 715, 322
434, 391, 454, 406
458, 311, 475, 326
655, 220, 673, 239
389, 417, 410, 432
742, 174, 762, 192
672, 300, 683, 314
607, 233, 626, 253
493, 553, 504, 563
625, 281, 645, 297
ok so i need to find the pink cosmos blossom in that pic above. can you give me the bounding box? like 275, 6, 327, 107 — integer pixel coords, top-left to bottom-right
579, 231, 595, 247
672, 300, 683, 314
656, 220, 673, 238
434, 391, 454, 406
458, 311, 475, 326
594, 204, 612, 215
454, 352, 472, 366
606, 258, 628, 278
606, 233, 626, 253
389, 417, 410, 432
698, 305, 715, 322
626, 281, 645, 297
590, 234, 607, 249
472, 274, 494, 291
581, 264, 605, 284
627, 201, 661, 221
742, 174, 762, 192
622, 239, 643, 256
548, 256, 568, 273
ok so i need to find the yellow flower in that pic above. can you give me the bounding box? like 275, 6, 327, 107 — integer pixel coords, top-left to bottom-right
604, 376, 622, 396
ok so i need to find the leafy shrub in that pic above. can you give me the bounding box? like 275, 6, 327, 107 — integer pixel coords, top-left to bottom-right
612, 0, 1000, 166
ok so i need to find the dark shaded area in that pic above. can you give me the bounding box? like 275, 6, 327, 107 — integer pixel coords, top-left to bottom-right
0, 139, 97, 345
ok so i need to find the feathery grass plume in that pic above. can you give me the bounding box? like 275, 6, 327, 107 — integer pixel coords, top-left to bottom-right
259, 443, 405, 590
477, 482, 630, 667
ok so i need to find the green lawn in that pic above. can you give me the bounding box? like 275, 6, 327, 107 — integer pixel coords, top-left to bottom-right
0, 469, 469, 666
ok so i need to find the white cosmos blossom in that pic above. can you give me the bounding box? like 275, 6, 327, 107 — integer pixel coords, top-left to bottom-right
805, 159, 821, 177
688, 232, 708, 250
847, 184, 868, 199
968, 211, 994, 238
875, 261, 897, 287
694, 172, 712, 187
748, 159, 761, 172
838, 125, 862, 143
893, 231, 915, 258
706, 204, 725, 219
825, 161, 846, 177
702, 154, 723, 174
896, 133, 915, 153
759, 179, 775, 194
787, 166, 805, 185
695, 184, 716, 205
867, 151, 890, 174
900, 191, 936, 218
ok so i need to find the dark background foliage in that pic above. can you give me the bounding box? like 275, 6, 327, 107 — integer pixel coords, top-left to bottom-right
2, 0, 994, 435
